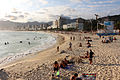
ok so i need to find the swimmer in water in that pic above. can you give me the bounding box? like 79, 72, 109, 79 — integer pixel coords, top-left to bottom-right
5, 42, 7, 45
28, 42, 30, 45
20, 41, 22, 43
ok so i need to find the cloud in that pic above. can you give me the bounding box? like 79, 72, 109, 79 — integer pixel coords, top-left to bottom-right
5, 15, 17, 20
47, 14, 59, 20
1, 0, 120, 22
12, 8, 22, 14
93, 0, 115, 4
19, 15, 25, 18
3, 5, 93, 22
38, 0, 48, 5
36, 11, 45, 14
70, 0, 82, 2
24, 12, 30, 15
70, 0, 89, 3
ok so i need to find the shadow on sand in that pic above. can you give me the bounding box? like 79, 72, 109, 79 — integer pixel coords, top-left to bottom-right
94, 63, 120, 66
0, 69, 9, 80
83, 62, 120, 66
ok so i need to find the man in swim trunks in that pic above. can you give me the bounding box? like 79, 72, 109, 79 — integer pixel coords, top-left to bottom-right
89, 49, 94, 64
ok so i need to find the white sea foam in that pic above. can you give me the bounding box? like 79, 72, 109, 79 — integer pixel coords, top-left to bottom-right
0, 31, 56, 66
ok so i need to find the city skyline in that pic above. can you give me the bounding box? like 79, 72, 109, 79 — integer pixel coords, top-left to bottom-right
0, 0, 120, 22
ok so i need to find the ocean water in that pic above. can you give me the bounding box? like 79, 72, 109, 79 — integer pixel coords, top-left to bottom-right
0, 31, 56, 65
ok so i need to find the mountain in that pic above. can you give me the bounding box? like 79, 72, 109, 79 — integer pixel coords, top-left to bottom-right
98, 14, 120, 23
0, 21, 53, 30
0, 21, 17, 30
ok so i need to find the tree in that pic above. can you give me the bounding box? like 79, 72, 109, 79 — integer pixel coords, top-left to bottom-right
114, 21, 120, 29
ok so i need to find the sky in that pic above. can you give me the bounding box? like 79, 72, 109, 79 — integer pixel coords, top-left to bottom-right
0, 0, 120, 22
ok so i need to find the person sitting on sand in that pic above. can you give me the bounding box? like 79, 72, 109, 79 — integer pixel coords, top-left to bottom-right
85, 51, 89, 58
65, 57, 75, 64
50, 74, 56, 80
102, 40, 104, 43
79, 43, 82, 47
80, 51, 89, 59
53, 61, 59, 72
87, 43, 91, 48
60, 60, 66, 69
76, 78, 82, 80
89, 49, 94, 64
64, 58, 69, 66
70, 73, 78, 80
87, 40, 90, 44
113, 37, 117, 40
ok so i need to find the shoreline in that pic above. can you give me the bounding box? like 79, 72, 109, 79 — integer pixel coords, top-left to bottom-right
0, 31, 58, 68
1, 31, 66, 69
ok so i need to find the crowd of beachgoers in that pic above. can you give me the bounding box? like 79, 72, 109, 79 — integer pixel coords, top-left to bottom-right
0, 31, 120, 80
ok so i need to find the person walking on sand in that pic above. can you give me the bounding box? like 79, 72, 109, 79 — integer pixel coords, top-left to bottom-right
89, 49, 94, 64
57, 46, 59, 52
69, 42, 72, 50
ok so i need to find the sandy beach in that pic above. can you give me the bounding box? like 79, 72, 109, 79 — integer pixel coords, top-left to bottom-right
0, 31, 120, 80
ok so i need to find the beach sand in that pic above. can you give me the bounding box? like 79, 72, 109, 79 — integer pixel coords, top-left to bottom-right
0, 31, 120, 80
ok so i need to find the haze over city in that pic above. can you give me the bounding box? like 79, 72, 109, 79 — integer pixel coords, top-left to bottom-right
0, 0, 120, 22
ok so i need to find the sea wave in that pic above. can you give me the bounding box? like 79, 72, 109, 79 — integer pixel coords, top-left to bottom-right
0, 31, 57, 66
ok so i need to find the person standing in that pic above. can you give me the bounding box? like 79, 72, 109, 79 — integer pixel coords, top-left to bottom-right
70, 36, 72, 40
69, 42, 72, 50
89, 49, 94, 64
57, 46, 59, 52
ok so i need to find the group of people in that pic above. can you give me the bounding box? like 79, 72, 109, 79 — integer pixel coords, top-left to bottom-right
53, 58, 73, 73
4, 40, 31, 45
20, 41, 31, 45
71, 73, 82, 80
102, 36, 117, 43
52, 58, 75, 80
70, 36, 76, 41
80, 49, 94, 64
4, 42, 9, 45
